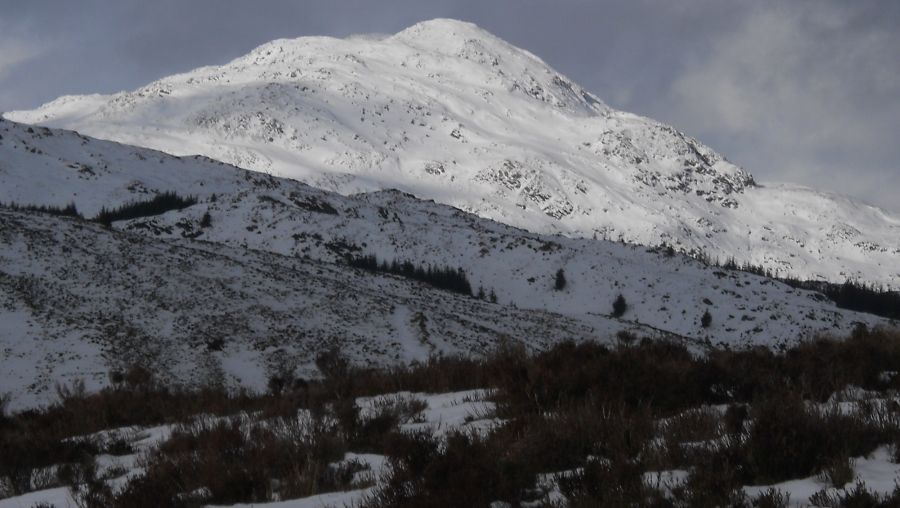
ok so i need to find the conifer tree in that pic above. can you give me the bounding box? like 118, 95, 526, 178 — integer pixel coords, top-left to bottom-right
554, 268, 567, 291
612, 294, 627, 318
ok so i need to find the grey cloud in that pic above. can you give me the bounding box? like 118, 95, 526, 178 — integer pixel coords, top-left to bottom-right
657, 1, 900, 210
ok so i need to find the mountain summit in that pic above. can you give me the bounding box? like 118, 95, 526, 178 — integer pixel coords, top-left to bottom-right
7, 19, 899, 286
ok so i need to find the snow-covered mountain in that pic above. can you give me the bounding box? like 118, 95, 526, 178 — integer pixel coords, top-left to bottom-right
6, 19, 899, 287
1, 118, 891, 408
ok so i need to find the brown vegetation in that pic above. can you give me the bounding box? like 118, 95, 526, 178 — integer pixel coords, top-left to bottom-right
2, 327, 900, 506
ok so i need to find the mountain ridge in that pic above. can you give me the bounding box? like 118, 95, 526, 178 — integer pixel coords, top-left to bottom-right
5, 18, 899, 287
2, 116, 892, 348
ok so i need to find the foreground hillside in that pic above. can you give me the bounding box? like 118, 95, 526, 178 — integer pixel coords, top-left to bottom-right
3, 330, 900, 507
7, 19, 900, 287
0, 119, 888, 374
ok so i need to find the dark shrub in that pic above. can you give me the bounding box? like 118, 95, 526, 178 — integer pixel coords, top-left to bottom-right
612, 294, 628, 318
369, 431, 532, 508
744, 394, 883, 484
554, 268, 567, 291
701, 310, 713, 328
114, 416, 347, 507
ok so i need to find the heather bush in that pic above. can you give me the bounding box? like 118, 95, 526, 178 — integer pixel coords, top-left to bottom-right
3, 328, 900, 505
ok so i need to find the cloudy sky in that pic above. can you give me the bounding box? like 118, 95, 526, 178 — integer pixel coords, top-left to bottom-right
2, 0, 898, 211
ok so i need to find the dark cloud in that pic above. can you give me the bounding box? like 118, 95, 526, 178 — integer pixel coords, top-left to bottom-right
1, 0, 897, 210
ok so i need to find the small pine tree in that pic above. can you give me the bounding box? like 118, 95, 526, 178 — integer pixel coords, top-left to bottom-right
612, 294, 627, 318
489, 289, 498, 303
477, 286, 486, 300
554, 268, 567, 291
701, 309, 712, 328
200, 211, 212, 228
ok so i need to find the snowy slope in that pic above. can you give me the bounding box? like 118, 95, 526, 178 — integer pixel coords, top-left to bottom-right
6, 19, 899, 287
0, 118, 890, 408
0, 208, 607, 410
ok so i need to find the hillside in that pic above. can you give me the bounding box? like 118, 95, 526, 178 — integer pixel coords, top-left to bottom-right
1, 207, 608, 410
7, 19, 899, 287
0, 118, 891, 410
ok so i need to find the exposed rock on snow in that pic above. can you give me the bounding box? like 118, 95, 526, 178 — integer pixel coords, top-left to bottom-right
6, 19, 899, 287
0, 119, 892, 408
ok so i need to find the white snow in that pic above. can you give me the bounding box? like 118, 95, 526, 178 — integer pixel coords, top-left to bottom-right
0, 487, 76, 508
743, 446, 900, 506
6, 19, 898, 288
644, 469, 691, 498
356, 389, 499, 439
0, 118, 893, 409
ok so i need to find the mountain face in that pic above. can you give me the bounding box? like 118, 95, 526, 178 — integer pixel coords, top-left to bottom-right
6, 19, 899, 287
0, 118, 890, 407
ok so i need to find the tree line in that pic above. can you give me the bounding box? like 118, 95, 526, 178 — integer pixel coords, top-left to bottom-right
2, 191, 198, 228
0, 201, 81, 218
694, 253, 900, 321
94, 192, 197, 227
347, 254, 474, 297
